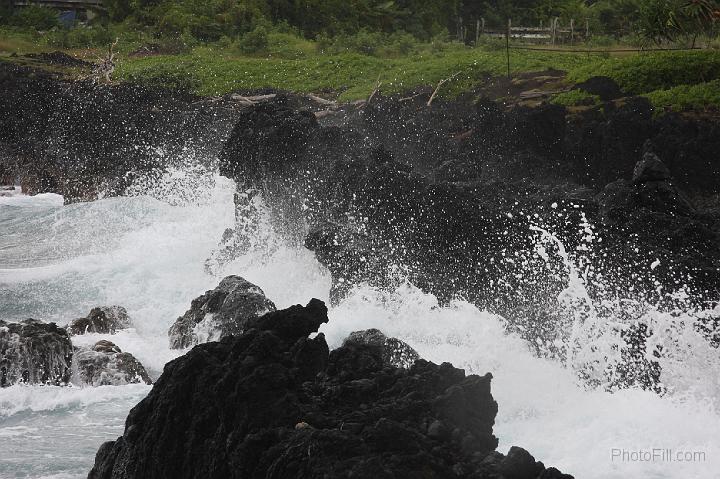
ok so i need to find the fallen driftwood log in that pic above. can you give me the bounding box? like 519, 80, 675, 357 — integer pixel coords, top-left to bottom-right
306, 93, 337, 106
230, 93, 278, 106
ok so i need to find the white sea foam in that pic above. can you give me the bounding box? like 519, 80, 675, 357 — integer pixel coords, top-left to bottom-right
1, 166, 719, 479
0, 383, 150, 419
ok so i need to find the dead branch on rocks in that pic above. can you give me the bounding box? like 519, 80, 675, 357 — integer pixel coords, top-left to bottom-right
230, 93, 278, 106
366, 76, 383, 106
399, 92, 427, 103
306, 94, 337, 107
427, 71, 461, 107
90, 38, 119, 84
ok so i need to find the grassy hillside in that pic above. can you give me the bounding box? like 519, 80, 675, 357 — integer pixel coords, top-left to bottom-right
2, 26, 719, 111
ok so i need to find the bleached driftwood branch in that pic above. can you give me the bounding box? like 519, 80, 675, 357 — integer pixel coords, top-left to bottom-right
88, 38, 119, 83
306, 94, 337, 106
230, 93, 278, 106
399, 92, 426, 102
427, 71, 461, 106
366, 76, 383, 105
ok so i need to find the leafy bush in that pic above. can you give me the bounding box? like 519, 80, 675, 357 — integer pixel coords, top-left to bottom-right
379, 32, 419, 56
238, 25, 268, 54
266, 31, 315, 59
326, 29, 386, 56
10, 5, 58, 30
45, 25, 114, 48
124, 63, 201, 93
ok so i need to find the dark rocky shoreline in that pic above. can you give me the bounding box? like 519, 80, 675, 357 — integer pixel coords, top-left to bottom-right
2, 59, 720, 478
89, 294, 573, 479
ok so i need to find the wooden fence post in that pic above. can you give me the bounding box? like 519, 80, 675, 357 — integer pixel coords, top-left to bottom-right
476, 19, 480, 45
506, 18, 511, 80
570, 18, 574, 45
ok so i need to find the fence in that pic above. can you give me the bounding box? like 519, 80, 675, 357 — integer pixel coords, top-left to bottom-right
465, 18, 590, 46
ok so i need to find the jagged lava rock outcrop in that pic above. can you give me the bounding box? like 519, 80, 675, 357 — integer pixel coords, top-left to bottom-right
0, 60, 236, 202
343, 328, 420, 369
68, 306, 132, 335
88, 298, 572, 479
168, 275, 276, 349
74, 340, 152, 386
218, 97, 720, 310
0, 319, 73, 386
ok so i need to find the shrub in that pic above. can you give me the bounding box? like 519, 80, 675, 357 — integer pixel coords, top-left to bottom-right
339, 29, 385, 55
266, 31, 314, 58
381, 32, 418, 56
45, 25, 114, 48
238, 24, 268, 54
124, 64, 201, 93
11, 5, 58, 30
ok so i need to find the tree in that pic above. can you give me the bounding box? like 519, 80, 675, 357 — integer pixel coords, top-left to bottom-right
638, 0, 719, 44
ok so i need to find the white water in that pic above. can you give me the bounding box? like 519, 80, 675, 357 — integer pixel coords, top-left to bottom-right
1, 173, 719, 479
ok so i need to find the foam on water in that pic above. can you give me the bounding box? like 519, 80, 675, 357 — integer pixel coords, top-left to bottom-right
1, 168, 719, 478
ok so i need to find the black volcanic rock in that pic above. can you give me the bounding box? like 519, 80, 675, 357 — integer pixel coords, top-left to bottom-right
88, 299, 572, 479
0, 61, 236, 202
218, 97, 720, 317
343, 328, 420, 369
168, 275, 276, 349
572, 76, 622, 101
68, 306, 131, 335
0, 319, 73, 386
74, 340, 152, 386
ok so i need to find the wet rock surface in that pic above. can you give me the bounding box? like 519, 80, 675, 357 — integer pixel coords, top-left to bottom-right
0, 61, 237, 203
218, 96, 720, 313
89, 299, 572, 479
168, 275, 277, 349
0, 319, 73, 386
343, 328, 420, 369
74, 340, 152, 386
68, 306, 132, 335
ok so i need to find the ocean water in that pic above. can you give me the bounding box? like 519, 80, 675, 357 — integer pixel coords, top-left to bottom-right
1, 171, 718, 479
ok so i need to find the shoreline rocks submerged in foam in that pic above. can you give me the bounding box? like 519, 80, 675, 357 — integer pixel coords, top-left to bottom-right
1, 307, 152, 388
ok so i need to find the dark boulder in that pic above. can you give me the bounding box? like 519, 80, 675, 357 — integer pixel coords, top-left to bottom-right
598, 151, 695, 219
68, 306, 131, 335
168, 275, 277, 349
343, 328, 420, 369
74, 340, 152, 386
632, 149, 672, 184
572, 76, 623, 101
0, 319, 73, 386
88, 299, 572, 479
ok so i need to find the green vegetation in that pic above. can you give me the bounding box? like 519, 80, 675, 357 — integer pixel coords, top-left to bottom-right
567, 50, 720, 94
1, 0, 719, 111
115, 44, 592, 100
2, 0, 719, 48
646, 79, 720, 110
551, 89, 601, 107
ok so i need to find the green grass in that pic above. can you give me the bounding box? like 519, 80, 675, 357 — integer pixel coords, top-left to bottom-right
3, 24, 720, 110
645, 80, 720, 111
550, 89, 601, 107
567, 50, 720, 95
116, 45, 591, 100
